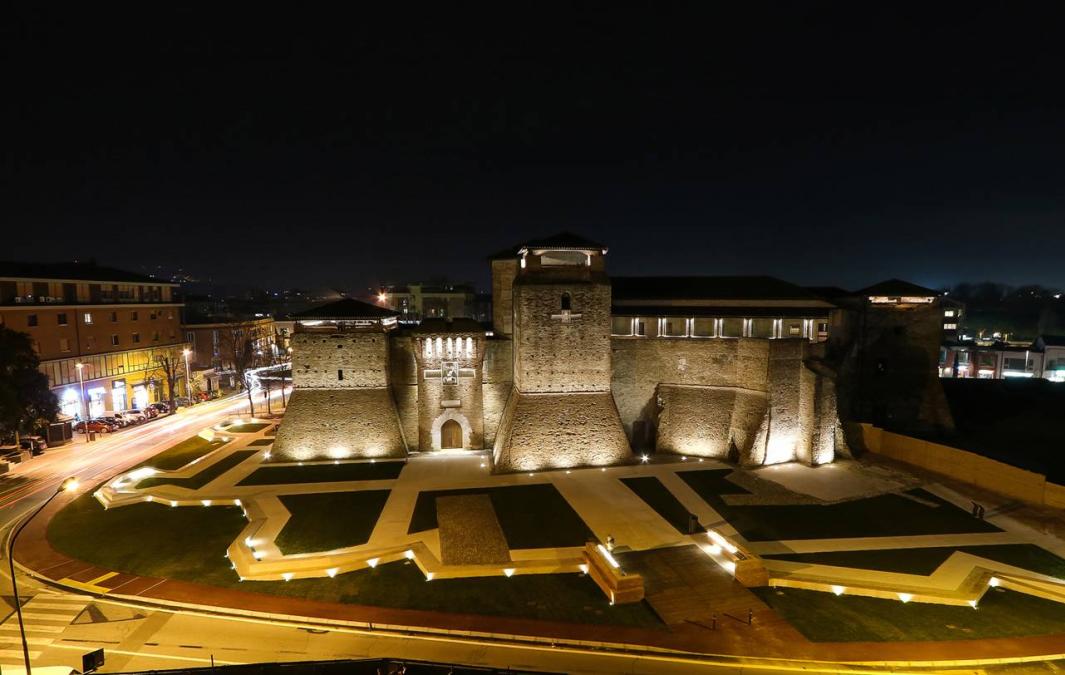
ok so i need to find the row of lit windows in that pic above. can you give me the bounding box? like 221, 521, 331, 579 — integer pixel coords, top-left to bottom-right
611, 317, 829, 340
42, 329, 177, 354
23, 309, 175, 328
422, 336, 476, 359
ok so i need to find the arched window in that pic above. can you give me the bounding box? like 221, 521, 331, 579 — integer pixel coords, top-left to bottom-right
561, 293, 572, 311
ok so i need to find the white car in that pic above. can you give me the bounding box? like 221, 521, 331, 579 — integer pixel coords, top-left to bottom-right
120, 409, 147, 424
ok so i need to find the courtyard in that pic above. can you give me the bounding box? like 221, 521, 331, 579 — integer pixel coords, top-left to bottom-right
34, 417, 1065, 660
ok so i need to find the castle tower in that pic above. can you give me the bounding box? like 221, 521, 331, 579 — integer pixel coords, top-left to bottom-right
492, 233, 631, 471
272, 298, 408, 461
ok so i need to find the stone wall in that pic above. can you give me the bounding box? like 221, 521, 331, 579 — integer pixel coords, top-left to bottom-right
291, 330, 390, 389
612, 336, 842, 466
654, 384, 768, 459
513, 280, 612, 393
491, 259, 518, 336
611, 337, 771, 439
492, 391, 631, 472
272, 389, 407, 461
413, 332, 485, 450
481, 338, 513, 447
389, 337, 419, 449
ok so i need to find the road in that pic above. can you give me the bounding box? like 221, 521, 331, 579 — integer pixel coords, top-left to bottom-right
0, 393, 995, 675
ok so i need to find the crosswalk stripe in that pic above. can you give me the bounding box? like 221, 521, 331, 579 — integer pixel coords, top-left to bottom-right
0, 636, 54, 646
0, 624, 65, 634
0, 649, 43, 659
27, 602, 89, 610
17, 612, 79, 622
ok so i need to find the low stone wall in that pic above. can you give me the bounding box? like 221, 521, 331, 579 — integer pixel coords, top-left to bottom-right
493, 390, 631, 472
860, 423, 1065, 509
273, 389, 407, 461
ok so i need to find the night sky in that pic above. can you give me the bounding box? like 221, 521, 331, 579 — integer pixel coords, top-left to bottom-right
4, 4, 1064, 293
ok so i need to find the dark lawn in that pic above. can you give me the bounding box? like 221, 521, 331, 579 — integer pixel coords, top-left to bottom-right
408, 484, 593, 549
136, 435, 228, 471
137, 450, 259, 490
238, 461, 404, 486
275, 490, 392, 554
47, 490, 660, 628
620, 477, 705, 534
225, 423, 270, 433
753, 586, 1065, 642
679, 468, 1000, 541
247, 439, 274, 447
765, 544, 1065, 577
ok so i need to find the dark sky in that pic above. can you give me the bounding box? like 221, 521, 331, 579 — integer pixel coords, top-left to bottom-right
4, 3, 1064, 293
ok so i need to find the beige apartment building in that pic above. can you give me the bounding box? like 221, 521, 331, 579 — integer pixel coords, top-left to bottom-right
0, 262, 188, 418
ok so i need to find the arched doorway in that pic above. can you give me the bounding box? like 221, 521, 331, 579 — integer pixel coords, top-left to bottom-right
440, 419, 463, 449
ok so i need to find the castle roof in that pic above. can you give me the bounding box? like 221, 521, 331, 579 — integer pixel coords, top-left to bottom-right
0, 260, 175, 285
856, 278, 939, 297
612, 275, 828, 302
489, 232, 607, 260
290, 297, 399, 320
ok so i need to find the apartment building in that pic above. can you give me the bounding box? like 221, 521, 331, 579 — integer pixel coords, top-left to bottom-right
0, 262, 187, 418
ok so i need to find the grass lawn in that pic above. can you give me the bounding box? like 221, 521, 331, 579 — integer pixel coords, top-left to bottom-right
621, 477, 705, 534
275, 490, 391, 554
765, 544, 1065, 578
753, 586, 1065, 641
238, 461, 404, 486
679, 469, 1000, 541
47, 490, 660, 628
137, 450, 259, 490
136, 435, 228, 471
408, 484, 593, 549
225, 423, 270, 433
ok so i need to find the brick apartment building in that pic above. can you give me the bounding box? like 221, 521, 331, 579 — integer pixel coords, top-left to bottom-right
0, 262, 188, 419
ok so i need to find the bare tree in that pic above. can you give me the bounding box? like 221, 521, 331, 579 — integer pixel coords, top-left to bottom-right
217, 325, 261, 415
146, 347, 183, 411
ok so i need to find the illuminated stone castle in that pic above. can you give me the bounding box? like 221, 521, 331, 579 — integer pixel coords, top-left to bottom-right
274, 233, 850, 471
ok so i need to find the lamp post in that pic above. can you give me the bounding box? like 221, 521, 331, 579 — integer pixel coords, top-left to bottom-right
9, 476, 79, 675
75, 363, 88, 442
182, 348, 192, 402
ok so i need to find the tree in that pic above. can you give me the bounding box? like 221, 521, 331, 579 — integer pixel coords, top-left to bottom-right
217, 325, 260, 415
0, 327, 58, 443
147, 347, 183, 411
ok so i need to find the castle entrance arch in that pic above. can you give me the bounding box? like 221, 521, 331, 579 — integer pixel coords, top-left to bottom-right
431, 410, 472, 450
441, 419, 462, 449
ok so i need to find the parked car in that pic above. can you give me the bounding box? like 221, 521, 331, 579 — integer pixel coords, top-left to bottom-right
102, 411, 129, 427
120, 409, 147, 424
149, 402, 170, 414
19, 435, 48, 455
96, 415, 123, 429
75, 420, 113, 434
172, 396, 192, 408
140, 406, 158, 419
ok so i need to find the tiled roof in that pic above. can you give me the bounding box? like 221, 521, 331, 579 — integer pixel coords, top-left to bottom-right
489, 231, 607, 259
0, 261, 174, 285
289, 298, 399, 320
612, 276, 831, 303
857, 278, 940, 297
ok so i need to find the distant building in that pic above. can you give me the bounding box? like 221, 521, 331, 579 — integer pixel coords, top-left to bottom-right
941, 335, 1063, 382
183, 317, 280, 394
0, 262, 187, 417
941, 296, 964, 340
376, 282, 477, 322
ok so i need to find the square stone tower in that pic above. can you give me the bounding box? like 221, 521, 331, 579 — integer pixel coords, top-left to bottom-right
492, 233, 631, 471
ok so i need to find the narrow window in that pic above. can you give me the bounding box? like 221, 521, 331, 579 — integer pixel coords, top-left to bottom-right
561, 293, 572, 311
337, 369, 344, 381
27, 314, 38, 327
57, 313, 68, 326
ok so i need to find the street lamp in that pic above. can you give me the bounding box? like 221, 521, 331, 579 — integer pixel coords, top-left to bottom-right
182, 348, 192, 401
9, 476, 79, 675
75, 363, 88, 442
